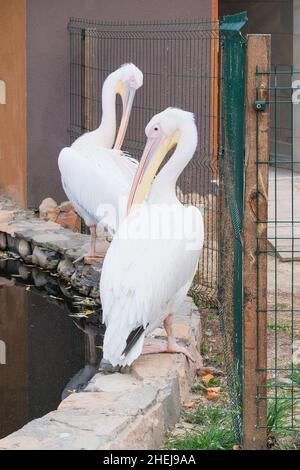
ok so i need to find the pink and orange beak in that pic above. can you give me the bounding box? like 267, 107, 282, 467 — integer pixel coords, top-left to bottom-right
127, 130, 179, 214
114, 81, 137, 150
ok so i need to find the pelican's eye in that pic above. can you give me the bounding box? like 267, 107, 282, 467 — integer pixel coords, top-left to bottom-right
148, 123, 162, 140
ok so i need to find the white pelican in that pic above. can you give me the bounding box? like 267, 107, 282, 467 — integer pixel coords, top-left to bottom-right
58, 64, 143, 262
100, 108, 204, 367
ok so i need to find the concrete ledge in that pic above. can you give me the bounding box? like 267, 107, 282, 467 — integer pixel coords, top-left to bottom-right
0, 200, 106, 300
0, 298, 201, 450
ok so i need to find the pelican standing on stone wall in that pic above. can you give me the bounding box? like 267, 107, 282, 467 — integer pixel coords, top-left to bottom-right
100, 108, 204, 367
58, 64, 143, 263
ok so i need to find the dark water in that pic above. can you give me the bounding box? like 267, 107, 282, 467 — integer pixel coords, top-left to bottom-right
0, 257, 103, 439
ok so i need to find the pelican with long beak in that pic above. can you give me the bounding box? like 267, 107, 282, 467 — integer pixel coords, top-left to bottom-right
58, 64, 143, 263
100, 108, 204, 366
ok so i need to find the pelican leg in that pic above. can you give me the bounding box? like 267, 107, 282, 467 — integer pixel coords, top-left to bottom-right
73, 225, 106, 264
142, 313, 196, 362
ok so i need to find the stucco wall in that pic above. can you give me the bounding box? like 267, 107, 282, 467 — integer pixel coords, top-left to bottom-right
0, 0, 27, 206
26, 0, 213, 208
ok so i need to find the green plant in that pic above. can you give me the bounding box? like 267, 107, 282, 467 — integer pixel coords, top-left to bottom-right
267, 323, 290, 333
267, 397, 293, 434
200, 342, 209, 355
184, 406, 229, 426
207, 377, 221, 387
164, 427, 236, 450
164, 407, 236, 450
290, 364, 300, 388
189, 287, 218, 309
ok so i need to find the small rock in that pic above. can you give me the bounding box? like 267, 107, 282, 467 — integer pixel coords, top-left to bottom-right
0, 232, 7, 250
31, 246, 60, 270
6, 234, 18, 252
58, 282, 73, 298
56, 210, 81, 232
89, 283, 102, 300
18, 265, 31, 280
39, 198, 59, 221
16, 239, 32, 259
71, 265, 100, 297
32, 269, 49, 287
57, 258, 75, 280
59, 201, 75, 213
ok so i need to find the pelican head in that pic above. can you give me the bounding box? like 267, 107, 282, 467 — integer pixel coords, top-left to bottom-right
127, 108, 197, 214
110, 63, 143, 150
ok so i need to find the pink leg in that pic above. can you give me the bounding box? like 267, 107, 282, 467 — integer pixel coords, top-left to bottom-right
88, 225, 98, 257
142, 313, 195, 362
73, 225, 106, 264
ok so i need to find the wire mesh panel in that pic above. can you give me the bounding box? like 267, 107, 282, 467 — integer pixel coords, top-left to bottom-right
256, 66, 300, 433
68, 17, 219, 302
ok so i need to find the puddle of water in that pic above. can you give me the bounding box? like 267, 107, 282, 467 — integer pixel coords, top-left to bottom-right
0, 256, 103, 439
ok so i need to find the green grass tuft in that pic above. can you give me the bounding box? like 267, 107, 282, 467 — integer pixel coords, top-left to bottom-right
200, 342, 209, 355
164, 427, 236, 450
164, 407, 236, 450
184, 406, 229, 426
267, 397, 293, 434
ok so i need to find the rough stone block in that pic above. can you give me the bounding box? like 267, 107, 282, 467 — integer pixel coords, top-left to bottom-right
85, 372, 142, 393
0, 210, 14, 223
59, 385, 157, 417
104, 403, 165, 451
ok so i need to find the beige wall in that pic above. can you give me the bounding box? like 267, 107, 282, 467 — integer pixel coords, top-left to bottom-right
0, 0, 27, 206
0, 0, 214, 207
26, 0, 212, 207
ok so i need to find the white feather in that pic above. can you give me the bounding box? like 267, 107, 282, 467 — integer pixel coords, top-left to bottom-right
58, 147, 138, 233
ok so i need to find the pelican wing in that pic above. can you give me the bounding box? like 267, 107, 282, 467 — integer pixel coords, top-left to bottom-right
100, 204, 204, 366
58, 147, 137, 232
87, 147, 138, 186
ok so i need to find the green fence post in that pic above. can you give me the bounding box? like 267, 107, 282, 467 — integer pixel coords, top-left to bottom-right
219, 12, 247, 441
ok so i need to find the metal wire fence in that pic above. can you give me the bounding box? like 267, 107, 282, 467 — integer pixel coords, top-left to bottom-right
67, 14, 300, 444
256, 66, 300, 432
68, 17, 219, 303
